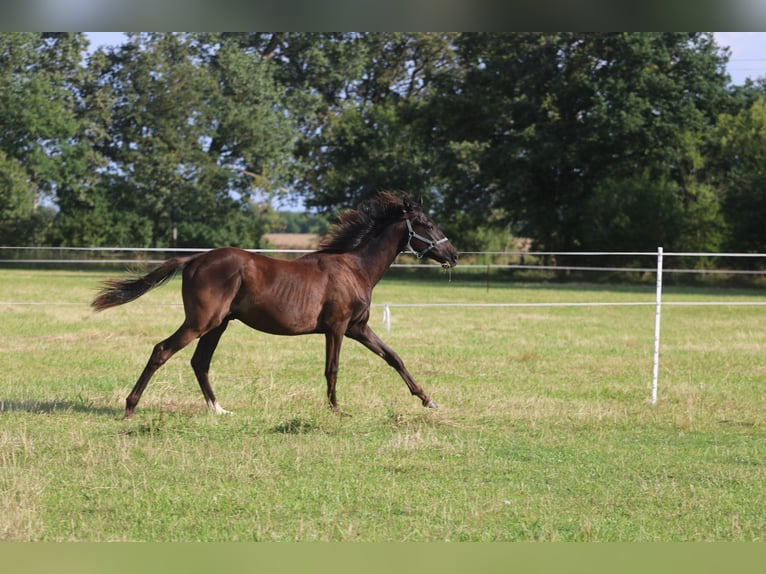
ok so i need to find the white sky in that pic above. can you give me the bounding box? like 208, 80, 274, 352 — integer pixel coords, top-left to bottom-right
84, 32, 766, 86
84, 31, 126, 52
713, 32, 766, 84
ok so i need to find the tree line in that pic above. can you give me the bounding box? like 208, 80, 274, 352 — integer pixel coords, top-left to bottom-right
1, 32, 766, 257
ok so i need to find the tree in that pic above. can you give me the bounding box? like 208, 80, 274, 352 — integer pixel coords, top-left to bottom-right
71, 32, 296, 247
0, 150, 39, 242
581, 171, 724, 256
2, 31, 761, 259
0, 32, 98, 244
715, 97, 766, 252
262, 33, 458, 211
425, 33, 731, 253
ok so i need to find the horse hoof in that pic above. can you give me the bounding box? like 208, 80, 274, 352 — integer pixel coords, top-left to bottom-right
210, 401, 233, 415
425, 399, 438, 409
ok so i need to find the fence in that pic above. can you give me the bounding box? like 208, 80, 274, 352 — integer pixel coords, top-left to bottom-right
2, 245, 766, 404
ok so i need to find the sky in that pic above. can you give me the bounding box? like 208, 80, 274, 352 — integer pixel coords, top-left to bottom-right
85, 32, 766, 86
713, 32, 766, 84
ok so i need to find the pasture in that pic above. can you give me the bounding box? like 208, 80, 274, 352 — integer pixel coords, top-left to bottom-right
0, 267, 765, 541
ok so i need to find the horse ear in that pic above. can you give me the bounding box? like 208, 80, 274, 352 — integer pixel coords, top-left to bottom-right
402, 196, 415, 214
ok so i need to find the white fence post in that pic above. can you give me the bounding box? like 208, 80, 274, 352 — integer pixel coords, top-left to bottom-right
651, 247, 664, 404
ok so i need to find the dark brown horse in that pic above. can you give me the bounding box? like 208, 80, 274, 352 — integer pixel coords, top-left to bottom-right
92, 192, 458, 419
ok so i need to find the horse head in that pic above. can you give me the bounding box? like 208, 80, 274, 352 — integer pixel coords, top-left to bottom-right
400, 201, 459, 269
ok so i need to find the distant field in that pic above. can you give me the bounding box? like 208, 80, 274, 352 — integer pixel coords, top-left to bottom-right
263, 233, 320, 250
0, 267, 765, 541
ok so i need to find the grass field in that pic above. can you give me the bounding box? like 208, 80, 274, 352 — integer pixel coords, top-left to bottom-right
1, 266, 765, 541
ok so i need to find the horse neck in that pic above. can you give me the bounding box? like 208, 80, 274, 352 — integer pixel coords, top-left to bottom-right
353, 220, 405, 286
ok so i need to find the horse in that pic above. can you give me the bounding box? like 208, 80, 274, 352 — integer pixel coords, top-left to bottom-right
92, 192, 459, 419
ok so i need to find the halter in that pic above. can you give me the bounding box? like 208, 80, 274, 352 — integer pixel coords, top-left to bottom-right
403, 217, 449, 259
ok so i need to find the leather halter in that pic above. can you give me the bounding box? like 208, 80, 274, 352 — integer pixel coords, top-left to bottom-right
403, 218, 449, 259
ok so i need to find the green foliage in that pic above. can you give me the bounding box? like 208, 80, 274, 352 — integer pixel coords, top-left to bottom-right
0, 33, 99, 245
449, 222, 517, 254
286, 33, 458, 210
715, 97, 766, 252
583, 173, 725, 255
424, 33, 733, 252
272, 211, 331, 235
305, 101, 435, 209
81, 33, 294, 248
0, 151, 37, 242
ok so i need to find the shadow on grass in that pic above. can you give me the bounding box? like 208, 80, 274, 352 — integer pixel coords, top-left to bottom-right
0, 399, 118, 417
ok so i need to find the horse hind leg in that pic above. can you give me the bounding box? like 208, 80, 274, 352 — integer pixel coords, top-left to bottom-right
124, 324, 200, 419
190, 319, 232, 415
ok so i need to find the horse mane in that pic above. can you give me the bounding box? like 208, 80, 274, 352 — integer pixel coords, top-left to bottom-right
318, 191, 416, 254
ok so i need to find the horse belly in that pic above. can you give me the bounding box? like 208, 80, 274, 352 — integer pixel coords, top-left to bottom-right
232, 280, 324, 336
236, 306, 320, 336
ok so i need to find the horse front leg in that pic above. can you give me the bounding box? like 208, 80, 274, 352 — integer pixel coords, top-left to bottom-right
324, 330, 344, 410
346, 323, 437, 409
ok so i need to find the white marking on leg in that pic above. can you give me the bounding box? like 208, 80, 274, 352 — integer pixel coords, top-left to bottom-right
207, 400, 233, 415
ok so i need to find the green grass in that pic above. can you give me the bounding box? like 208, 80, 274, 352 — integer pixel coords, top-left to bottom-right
0, 268, 765, 541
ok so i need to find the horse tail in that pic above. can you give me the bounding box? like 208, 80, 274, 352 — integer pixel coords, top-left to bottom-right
91, 256, 193, 312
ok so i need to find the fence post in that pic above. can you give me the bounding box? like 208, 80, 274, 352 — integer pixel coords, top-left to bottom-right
651, 247, 664, 404
383, 304, 392, 333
